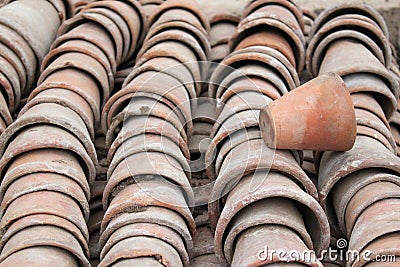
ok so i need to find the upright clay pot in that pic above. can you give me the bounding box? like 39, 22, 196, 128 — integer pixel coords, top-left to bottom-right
259, 73, 356, 151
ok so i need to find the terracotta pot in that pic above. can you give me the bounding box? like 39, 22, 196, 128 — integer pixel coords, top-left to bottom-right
31, 68, 101, 127
19, 88, 95, 137
319, 39, 398, 100
230, 13, 305, 73
0, 24, 36, 99
106, 115, 189, 162
105, 97, 187, 149
101, 179, 195, 237
343, 73, 397, 121
100, 206, 193, 251
347, 198, 400, 266
124, 57, 196, 100
344, 182, 400, 237
209, 21, 237, 47
107, 133, 190, 179
0, 0, 61, 64
0, 91, 12, 126
151, 8, 205, 35
317, 136, 400, 234
100, 222, 189, 265
0, 225, 89, 267
242, 0, 304, 31
351, 92, 389, 128
0, 214, 88, 256
231, 225, 322, 266
0, 190, 88, 241
103, 72, 192, 138
148, 0, 210, 33
0, 54, 21, 107
53, 22, 117, 74
259, 73, 356, 151
98, 236, 183, 267
0, 149, 90, 201
103, 152, 193, 209
213, 171, 329, 264
0, 247, 79, 267
210, 43, 229, 62
332, 168, 400, 236
136, 29, 208, 82
308, 30, 387, 78
60, 11, 124, 64
0, 42, 26, 98
353, 232, 400, 267
110, 257, 165, 267
223, 198, 314, 263
41, 38, 115, 81
309, 3, 389, 41
218, 76, 282, 103
38, 52, 111, 106
143, 21, 209, 61
1, 172, 89, 221
0, 125, 96, 185
135, 41, 201, 85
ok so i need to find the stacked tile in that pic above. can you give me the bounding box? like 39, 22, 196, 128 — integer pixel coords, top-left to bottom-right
98, 0, 211, 266
206, 0, 329, 266
139, 0, 165, 18
0, 1, 146, 266
306, 4, 400, 266
0, 0, 65, 134
302, 8, 316, 44
390, 102, 400, 156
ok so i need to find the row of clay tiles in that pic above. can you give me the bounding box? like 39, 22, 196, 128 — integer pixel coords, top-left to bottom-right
0, 0, 398, 266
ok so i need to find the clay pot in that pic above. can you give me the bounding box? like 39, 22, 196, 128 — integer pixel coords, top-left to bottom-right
351, 92, 389, 128
38, 52, 111, 106
231, 225, 322, 266
0, 92, 12, 127
344, 182, 400, 237
259, 73, 356, 151
0, 247, 78, 267
309, 3, 389, 40
317, 136, 400, 234
353, 233, 400, 267
0, 149, 90, 201
32, 68, 101, 127
143, 21, 210, 61
100, 222, 189, 265
0, 24, 36, 99
53, 22, 117, 74
223, 198, 314, 263
209, 21, 237, 47
347, 198, 400, 266
0, 214, 88, 256
308, 29, 387, 78
0, 54, 21, 107
1, 172, 89, 221
332, 169, 400, 236
124, 57, 196, 100
101, 179, 195, 236
318, 39, 398, 101
100, 206, 193, 251
0, 0, 61, 64
0, 191, 88, 241
343, 73, 397, 121
107, 133, 190, 178
98, 236, 182, 267
103, 152, 193, 209
106, 115, 189, 162
0, 125, 96, 185
19, 88, 95, 137
148, 0, 210, 33
0, 225, 89, 267
230, 13, 305, 73
105, 97, 187, 149
41, 38, 115, 81
212, 171, 329, 264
